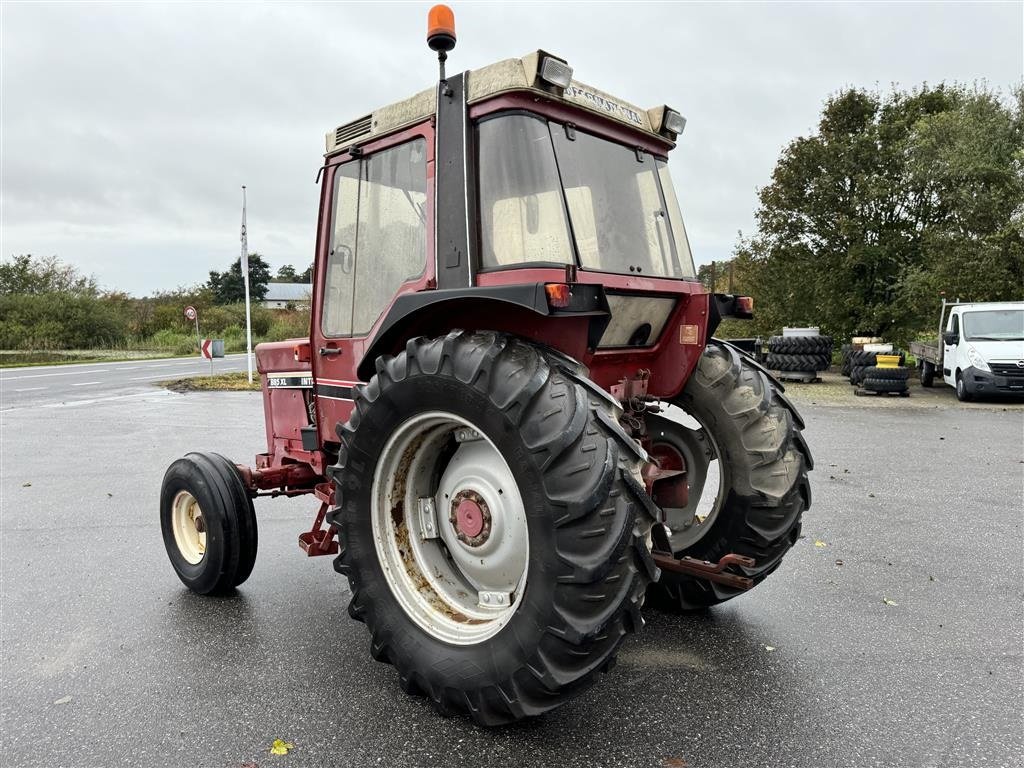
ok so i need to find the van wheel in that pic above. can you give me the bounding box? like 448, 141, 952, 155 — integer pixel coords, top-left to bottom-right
955, 372, 973, 402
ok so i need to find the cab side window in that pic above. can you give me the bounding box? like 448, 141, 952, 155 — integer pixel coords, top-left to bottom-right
321, 138, 428, 337
322, 162, 360, 337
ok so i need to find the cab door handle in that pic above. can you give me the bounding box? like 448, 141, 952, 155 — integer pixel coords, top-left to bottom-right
319, 347, 342, 357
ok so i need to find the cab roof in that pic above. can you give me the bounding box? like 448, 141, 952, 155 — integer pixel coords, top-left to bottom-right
325, 51, 678, 156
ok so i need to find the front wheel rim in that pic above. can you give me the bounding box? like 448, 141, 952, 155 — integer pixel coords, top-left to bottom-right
371, 411, 529, 646
171, 490, 206, 565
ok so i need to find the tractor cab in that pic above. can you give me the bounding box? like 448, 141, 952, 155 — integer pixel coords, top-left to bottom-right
257, 48, 717, 469
161, 5, 810, 728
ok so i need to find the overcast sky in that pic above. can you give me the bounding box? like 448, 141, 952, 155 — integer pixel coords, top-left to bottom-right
2, 1, 1021, 296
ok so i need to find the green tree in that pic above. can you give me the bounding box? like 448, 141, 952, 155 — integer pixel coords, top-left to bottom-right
0, 254, 98, 296
297, 263, 314, 283
207, 253, 271, 304
273, 264, 298, 282
739, 84, 1023, 344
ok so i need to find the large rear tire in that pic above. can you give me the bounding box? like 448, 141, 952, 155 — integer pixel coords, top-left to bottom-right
648, 341, 812, 611
329, 331, 657, 725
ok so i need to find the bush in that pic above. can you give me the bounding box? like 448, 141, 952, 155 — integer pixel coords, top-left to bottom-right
144, 329, 199, 355
0, 292, 129, 349
266, 311, 310, 342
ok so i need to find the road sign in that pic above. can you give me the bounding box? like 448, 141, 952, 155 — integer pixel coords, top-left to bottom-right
184, 306, 197, 321
200, 339, 212, 360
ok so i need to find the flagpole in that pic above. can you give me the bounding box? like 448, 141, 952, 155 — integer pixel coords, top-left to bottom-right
241, 185, 254, 383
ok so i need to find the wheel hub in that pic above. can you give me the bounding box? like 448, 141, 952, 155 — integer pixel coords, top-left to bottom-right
450, 491, 491, 546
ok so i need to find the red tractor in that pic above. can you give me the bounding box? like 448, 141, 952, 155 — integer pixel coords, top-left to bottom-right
160, 6, 811, 726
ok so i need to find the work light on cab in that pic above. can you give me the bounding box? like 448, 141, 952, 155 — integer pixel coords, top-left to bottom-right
427, 4, 456, 51
650, 105, 687, 140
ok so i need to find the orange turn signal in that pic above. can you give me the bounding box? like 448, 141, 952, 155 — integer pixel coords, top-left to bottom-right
427, 5, 456, 52
545, 283, 572, 308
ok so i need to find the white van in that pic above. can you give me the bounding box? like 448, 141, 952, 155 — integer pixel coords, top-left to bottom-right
940, 302, 1024, 400
912, 301, 1024, 400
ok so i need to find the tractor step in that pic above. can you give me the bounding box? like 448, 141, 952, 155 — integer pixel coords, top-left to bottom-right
299, 529, 339, 556
298, 500, 340, 556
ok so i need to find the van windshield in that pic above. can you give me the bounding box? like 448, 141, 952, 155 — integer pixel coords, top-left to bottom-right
962, 309, 1024, 341
477, 113, 696, 279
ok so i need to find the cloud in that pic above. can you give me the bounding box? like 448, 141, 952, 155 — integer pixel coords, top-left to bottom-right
2, 1, 1021, 294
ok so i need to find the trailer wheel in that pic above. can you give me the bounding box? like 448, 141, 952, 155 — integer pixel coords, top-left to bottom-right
649, 341, 811, 611
160, 452, 258, 595
920, 361, 935, 387
329, 331, 657, 725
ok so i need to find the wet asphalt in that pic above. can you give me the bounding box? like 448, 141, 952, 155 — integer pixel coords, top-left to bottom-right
1, 388, 1021, 768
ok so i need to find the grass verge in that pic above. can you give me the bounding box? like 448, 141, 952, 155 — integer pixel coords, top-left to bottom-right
160, 372, 261, 392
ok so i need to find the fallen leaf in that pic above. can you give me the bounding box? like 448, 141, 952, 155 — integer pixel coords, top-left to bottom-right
764, 645, 776, 652
662, 758, 688, 768
835, 559, 844, 566
814, 540, 828, 548
107, 492, 113, 498
269, 740, 294, 756
22, 482, 31, 488
240, 763, 259, 768
928, 574, 935, 582
53, 695, 72, 705
868, 493, 876, 498
882, 597, 898, 606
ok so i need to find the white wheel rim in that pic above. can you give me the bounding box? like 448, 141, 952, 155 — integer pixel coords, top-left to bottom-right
650, 406, 725, 551
171, 490, 207, 565
371, 411, 529, 645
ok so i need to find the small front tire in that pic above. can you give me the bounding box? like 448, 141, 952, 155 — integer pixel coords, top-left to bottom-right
160, 452, 258, 595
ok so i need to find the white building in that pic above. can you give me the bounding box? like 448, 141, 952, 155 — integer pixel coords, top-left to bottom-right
262, 282, 311, 310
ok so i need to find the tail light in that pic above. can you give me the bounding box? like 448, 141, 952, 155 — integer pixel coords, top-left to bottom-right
545, 283, 572, 308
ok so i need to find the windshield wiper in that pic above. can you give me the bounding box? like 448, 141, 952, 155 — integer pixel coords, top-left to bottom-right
969, 335, 1020, 341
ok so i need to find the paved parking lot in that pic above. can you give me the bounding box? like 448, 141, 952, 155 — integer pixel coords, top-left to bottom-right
1, 386, 1021, 767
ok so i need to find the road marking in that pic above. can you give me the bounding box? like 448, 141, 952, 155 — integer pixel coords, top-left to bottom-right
72, 381, 102, 386
0, 353, 251, 375
0, 369, 111, 381
35, 391, 178, 410
13, 386, 46, 392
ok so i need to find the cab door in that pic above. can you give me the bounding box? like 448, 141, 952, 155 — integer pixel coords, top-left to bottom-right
311, 159, 362, 445
311, 135, 431, 446
942, 311, 960, 385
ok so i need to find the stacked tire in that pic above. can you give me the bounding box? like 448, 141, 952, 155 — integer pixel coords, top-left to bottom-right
840, 344, 854, 377
766, 335, 833, 373
861, 364, 910, 394
848, 350, 906, 386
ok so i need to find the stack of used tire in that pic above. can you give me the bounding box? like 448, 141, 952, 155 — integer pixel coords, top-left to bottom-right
860, 360, 911, 395
848, 349, 906, 386
840, 344, 854, 376
766, 334, 833, 373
